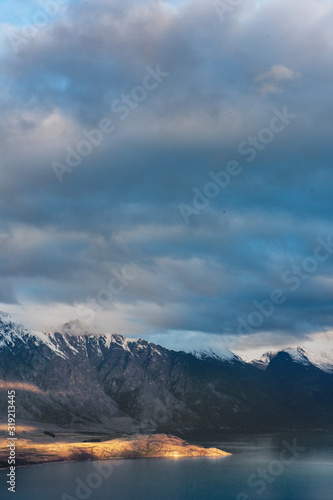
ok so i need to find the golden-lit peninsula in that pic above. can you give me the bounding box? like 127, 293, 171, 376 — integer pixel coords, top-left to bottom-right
0, 433, 231, 468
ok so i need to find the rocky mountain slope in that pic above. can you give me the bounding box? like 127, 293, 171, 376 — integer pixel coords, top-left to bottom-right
0, 313, 333, 434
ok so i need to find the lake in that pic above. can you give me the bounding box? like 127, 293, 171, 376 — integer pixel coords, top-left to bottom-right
1, 432, 332, 500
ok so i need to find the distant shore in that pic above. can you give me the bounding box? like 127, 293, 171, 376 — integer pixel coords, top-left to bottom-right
0, 433, 231, 468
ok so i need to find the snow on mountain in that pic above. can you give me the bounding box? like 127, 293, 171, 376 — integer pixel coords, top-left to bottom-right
313, 349, 333, 373
0, 310, 32, 348
0, 311, 240, 365
0, 311, 19, 325
250, 351, 277, 370
191, 347, 244, 364
0, 312, 71, 359
0, 311, 164, 361
251, 346, 333, 374
1, 311, 331, 374
1, 311, 333, 433
284, 347, 333, 373
283, 347, 306, 363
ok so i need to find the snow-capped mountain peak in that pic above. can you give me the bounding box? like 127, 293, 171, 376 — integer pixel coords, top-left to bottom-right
250, 351, 277, 370
191, 346, 243, 363
0, 310, 24, 328
0, 311, 31, 347
0, 313, 164, 362
283, 347, 333, 373
251, 346, 333, 374
0, 311, 13, 321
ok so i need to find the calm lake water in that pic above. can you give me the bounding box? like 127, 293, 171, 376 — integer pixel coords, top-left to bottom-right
1, 432, 333, 500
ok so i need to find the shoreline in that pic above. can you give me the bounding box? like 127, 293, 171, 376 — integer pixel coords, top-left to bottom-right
0, 433, 231, 469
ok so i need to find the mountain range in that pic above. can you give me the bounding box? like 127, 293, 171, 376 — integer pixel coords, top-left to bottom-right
1, 312, 333, 434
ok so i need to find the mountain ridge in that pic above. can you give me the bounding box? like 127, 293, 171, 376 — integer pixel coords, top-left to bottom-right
2, 311, 331, 373
250, 346, 333, 374
1, 312, 333, 434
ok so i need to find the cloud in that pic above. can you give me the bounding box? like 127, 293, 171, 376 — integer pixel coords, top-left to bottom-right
255, 64, 301, 96
0, 0, 332, 353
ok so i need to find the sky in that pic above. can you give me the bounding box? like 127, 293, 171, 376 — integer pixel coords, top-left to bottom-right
0, 0, 333, 359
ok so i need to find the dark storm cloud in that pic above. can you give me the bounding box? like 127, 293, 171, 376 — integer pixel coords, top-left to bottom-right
0, 0, 333, 344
